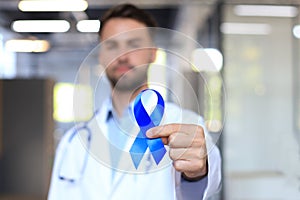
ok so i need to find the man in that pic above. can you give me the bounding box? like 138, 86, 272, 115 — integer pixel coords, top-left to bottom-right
48, 4, 221, 200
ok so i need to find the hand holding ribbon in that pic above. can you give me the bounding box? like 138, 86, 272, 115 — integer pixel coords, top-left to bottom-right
146, 123, 208, 179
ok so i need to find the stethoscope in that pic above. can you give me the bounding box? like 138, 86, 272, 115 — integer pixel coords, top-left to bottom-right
56, 109, 154, 183
56, 109, 100, 183
57, 123, 92, 183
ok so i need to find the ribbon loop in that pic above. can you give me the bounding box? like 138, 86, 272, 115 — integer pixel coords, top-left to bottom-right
129, 89, 166, 169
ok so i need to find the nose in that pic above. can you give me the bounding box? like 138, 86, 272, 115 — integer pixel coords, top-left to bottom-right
116, 50, 129, 63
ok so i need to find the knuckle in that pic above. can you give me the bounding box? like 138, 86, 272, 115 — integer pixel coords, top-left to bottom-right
187, 126, 204, 145
170, 149, 184, 160
169, 149, 176, 160
191, 137, 203, 147
198, 125, 204, 133
197, 160, 205, 169
168, 134, 177, 146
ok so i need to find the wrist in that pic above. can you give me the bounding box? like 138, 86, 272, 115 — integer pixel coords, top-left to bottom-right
181, 160, 208, 182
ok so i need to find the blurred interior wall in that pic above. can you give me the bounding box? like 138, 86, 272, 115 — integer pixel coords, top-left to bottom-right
0, 79, 54, 199
222, 3, 300, 199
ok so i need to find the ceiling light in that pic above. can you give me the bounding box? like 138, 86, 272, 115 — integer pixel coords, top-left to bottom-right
18, 0, 88, 12
234, 5, 298, 17
76, 20, 100, 33
12, 20, 70, 33
5, 39, 50, 52
220, 22, 271, 35
293, 25, 300, 39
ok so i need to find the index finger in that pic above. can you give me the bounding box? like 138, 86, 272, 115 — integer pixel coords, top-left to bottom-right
146, 123, 181, 138
146, 123, 199, 138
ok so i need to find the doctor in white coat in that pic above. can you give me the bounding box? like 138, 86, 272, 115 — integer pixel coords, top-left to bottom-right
48, 3, 221, 200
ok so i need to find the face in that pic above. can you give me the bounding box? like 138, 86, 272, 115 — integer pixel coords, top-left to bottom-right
99, 18, 156, 91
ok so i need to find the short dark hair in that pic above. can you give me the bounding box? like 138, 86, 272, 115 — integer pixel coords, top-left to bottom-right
98, 4, 158, 37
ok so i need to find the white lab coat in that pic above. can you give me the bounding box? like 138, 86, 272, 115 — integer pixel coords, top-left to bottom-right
48, 101, 221, 200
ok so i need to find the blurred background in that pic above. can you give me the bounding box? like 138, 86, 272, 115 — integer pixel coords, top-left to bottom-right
0, 0, 300, 199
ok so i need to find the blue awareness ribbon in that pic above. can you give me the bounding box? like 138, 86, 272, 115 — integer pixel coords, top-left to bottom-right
129, 89, 167, 169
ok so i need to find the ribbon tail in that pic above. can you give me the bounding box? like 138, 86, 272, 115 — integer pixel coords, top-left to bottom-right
129, 137, 148, 169
147, 138, 166, 165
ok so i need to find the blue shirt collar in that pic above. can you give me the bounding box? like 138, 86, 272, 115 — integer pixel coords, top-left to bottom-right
105, 98, 135, 122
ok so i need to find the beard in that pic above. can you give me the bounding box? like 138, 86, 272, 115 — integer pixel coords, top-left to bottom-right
106, 65, 148, 92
